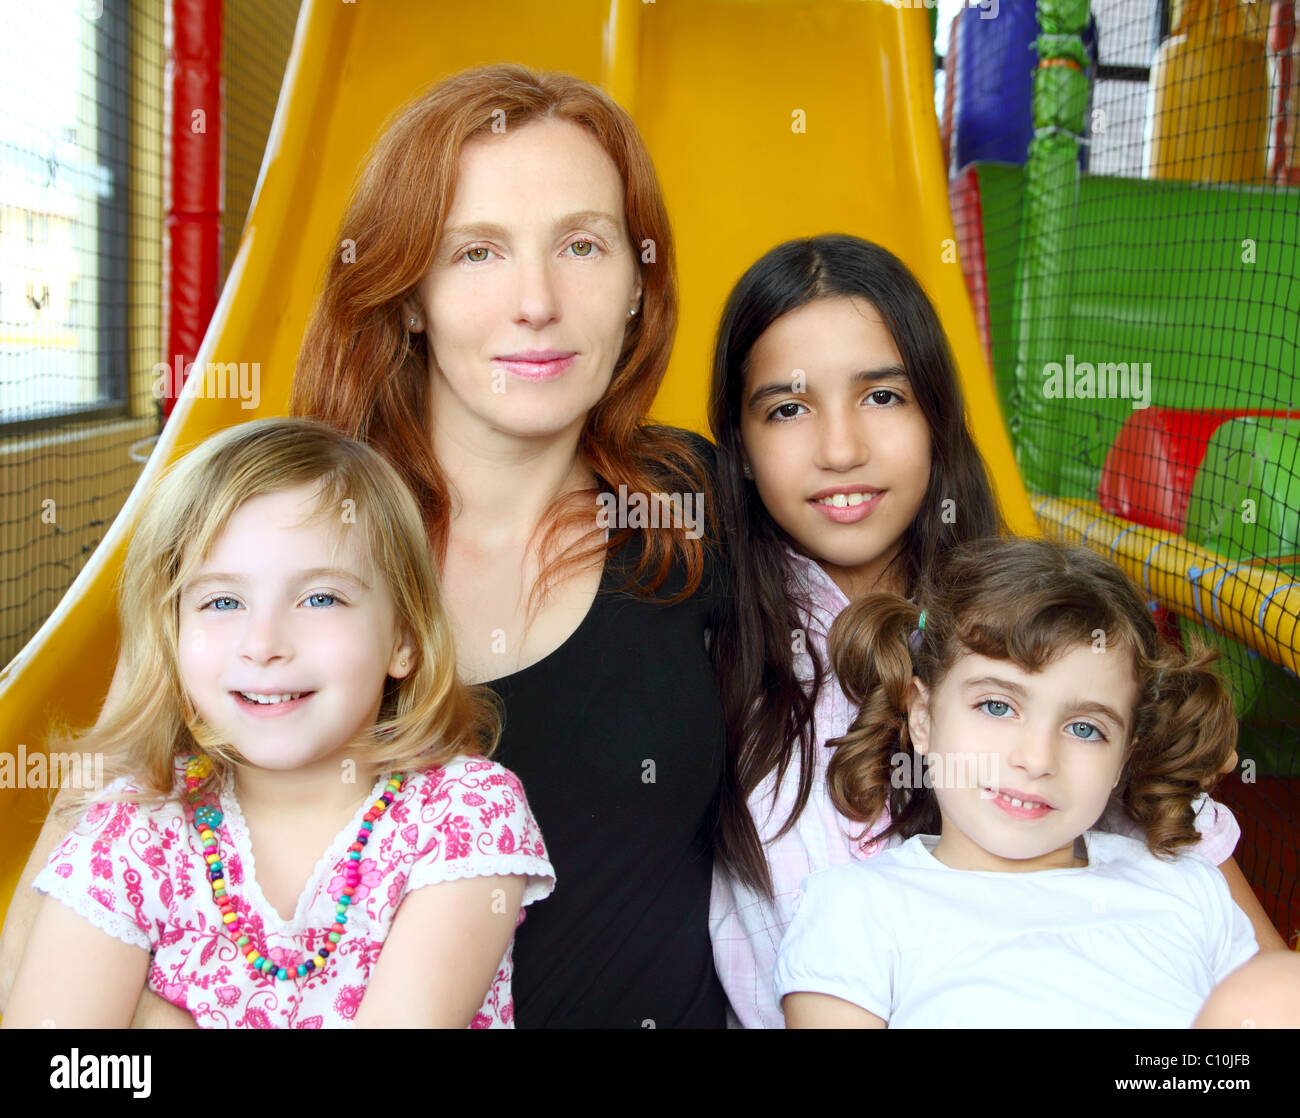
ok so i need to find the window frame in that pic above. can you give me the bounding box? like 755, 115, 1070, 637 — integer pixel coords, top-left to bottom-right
0, 0, 132, 437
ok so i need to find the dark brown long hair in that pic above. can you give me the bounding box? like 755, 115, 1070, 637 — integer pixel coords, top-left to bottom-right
291, 64, 708, 606
826, 537, 1238, 858
709, 235, 1004, 894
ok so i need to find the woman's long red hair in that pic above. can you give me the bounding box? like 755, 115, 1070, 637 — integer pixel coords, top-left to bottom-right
291, 64, 708, 604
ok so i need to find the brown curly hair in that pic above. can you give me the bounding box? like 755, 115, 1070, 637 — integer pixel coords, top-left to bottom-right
826, 537, 1238, 859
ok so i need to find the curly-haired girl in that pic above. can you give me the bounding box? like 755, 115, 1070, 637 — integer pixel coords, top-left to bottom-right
776, 537, 1297, 1028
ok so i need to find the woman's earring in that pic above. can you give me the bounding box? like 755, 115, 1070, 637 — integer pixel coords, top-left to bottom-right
400, 658, 408, 669
409, 316, 417, 330
742, 462, 753, 478
628, 305, 638, 318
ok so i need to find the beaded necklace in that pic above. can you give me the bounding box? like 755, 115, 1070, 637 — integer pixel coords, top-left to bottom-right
184, 755, 405, 982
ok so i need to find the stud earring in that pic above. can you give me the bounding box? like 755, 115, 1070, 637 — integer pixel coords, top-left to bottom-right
409, 316, 418, 329
628, 306, 638, 318
400, 658, 408, 669
742, 462, 753, 478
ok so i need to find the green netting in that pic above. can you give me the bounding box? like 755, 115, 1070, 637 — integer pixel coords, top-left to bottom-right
950, 0, 1299, 942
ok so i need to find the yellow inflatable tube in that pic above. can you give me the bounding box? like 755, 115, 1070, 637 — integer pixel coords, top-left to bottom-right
0, 0, 1035, 922
1035, 496, 1300, 677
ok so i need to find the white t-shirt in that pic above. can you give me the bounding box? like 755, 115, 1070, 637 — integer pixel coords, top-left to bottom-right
774, 830, 1258, 1028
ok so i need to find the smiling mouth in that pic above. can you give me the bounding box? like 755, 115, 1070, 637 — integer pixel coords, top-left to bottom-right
235, 691, 311, 705
491, 353, 577, 381
807, 489, 884, 523
812, 491, 877, 508
985, 787, 1054, 811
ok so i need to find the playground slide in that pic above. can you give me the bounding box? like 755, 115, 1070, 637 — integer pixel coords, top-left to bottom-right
0, 0, 1036, 921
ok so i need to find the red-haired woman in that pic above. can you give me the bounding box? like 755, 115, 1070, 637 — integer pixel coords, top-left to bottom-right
1, 65, 728, 1029
287, 65, 726, 1028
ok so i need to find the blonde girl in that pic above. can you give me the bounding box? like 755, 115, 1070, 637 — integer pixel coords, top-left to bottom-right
2, 419, 553, 1028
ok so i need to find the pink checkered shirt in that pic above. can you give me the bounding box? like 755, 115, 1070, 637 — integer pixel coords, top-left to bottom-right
709, 546, 1242, 1029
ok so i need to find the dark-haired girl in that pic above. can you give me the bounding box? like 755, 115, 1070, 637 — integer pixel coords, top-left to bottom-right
776, 538, 1298, 1028
707, 236, 1278, 1028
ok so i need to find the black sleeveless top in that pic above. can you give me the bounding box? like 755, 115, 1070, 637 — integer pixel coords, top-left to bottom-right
485, 431, 728, 1028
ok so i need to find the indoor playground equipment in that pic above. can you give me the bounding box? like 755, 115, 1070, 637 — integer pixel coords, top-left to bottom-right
0, 0, 1296, 950
0, 0, 1031, 930
947, 0, 1299, 938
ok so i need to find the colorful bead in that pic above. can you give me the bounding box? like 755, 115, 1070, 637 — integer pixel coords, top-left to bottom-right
194, 804, 223, 829
185, 756, 404, 985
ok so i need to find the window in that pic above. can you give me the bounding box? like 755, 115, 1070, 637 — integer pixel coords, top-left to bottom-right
0, 0, 129, 431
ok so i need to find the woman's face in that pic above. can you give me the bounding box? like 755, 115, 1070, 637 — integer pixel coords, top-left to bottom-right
738, 296, 932, 599
411, 117, 643, 443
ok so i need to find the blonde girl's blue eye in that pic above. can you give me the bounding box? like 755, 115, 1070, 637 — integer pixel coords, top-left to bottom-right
1068, 721, 1106, 741
305, 592, 338, 608
979, 699, 1012, 718
201, 596, 240, 612
766, 400, 808, 422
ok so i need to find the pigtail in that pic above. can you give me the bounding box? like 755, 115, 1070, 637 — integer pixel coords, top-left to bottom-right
825, 594, 924, 839
1119, 641, 1239, 859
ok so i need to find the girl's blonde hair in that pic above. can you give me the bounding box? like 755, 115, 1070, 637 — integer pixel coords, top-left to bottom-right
57, 418, 498, 816
826, 537, 1238, 859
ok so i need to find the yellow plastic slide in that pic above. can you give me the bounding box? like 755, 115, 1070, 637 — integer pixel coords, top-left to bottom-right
0, 0, 1035, 922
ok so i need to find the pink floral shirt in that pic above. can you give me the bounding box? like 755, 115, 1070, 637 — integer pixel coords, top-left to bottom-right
709, 546, 1242, 1028
34, 756, 554, 1028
